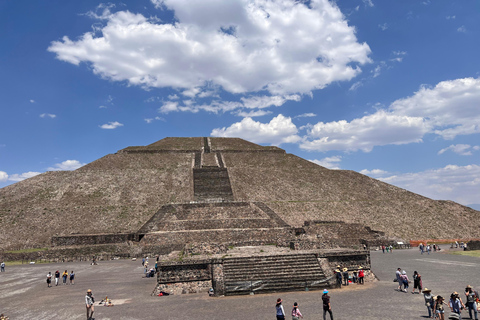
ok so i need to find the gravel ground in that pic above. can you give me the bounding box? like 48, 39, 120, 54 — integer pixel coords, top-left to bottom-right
0, 246, 478, 320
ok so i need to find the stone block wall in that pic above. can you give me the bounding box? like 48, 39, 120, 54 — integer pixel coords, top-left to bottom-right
51, 233, 136, 246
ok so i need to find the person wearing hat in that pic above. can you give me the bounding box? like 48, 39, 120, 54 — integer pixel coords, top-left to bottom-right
423, 288, 434, 318
335, 269, 342, 287
342, 267, 349, 286
449, 291, 465, 319
400, 270, 409, 292
85, 289, 95, 320
358, 267, 365, 285
291, 302, 303, 320
322, 289, 333, 320
465, 285, 478, 320
433, 295, 447, 320
276, 298, 285, 320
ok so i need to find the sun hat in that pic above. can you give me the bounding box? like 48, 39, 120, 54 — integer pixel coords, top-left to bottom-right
343, 267, 348, 272
466, 285, 473, 289
335, 269, 340, 273
323, 289, 329, 294
422, 288, 431, 293
402, 270, 406, 275
358, 266, 363, 270
87, 289, 92, 293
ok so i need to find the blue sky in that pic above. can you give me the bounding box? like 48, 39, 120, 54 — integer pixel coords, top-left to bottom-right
1, 0, 479, 209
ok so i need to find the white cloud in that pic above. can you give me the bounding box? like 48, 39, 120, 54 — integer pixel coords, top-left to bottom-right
48, 0, 371, 96
349, 81, 363, 91
438, 144, 478, 156
0, 171, 8, 182
310, 156, 342, 169
446, 15, 456, 20
301, 110, 428, 152
144, 116, 165, 123
363, 0, 374, 7
8, 171, 41, 182
30, 99, 35, 103
379, 164, 480, 206
378, 23, 388, 31
360, 168, 389, 176
235, 110, 272, 118
99, 105, 107, 109
393, 51, 407, 56
211, 114, 300, 145
47, 160, 86, 171
99, 121, 124, 129
40, 113, 56, 118
457, 25, 466, 33
294, 113, 317, 118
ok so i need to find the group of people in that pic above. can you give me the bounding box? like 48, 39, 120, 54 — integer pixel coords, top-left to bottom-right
335, 266, 365, 286
419, 243, 442, 254
275, 289, 333, 320
46, 270, 75, 287
395, 268, 423, 293
381, 245, 394, 253
422, 286, 478, 320
142, 256, 158, 278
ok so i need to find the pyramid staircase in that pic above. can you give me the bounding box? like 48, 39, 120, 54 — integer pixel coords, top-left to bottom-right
223, 253, 329, 295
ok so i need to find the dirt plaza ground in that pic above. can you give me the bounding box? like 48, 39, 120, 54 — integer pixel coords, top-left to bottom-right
0, 247, 479, 320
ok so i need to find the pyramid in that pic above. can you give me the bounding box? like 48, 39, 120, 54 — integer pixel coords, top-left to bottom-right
0, 137, 478, 252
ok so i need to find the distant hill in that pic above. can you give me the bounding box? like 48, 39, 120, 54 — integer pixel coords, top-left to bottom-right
0, 137, 478, 250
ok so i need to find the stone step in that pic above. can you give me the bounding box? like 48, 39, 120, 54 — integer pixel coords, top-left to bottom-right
224, 254, 317, 264
225, 271, 325, 281
224, 279, 329, 295
224, 260, 321, 270
158, 219, 278, 231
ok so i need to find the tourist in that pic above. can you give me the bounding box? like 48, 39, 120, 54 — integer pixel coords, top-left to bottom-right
291, 302, 303, 320
426, 244, 431, 254
0, 261, 4, 272
46, 272, 52, 288
54, 270, 60, 286
396, 268, 402, 291
419, 243, 424, 254
465, 285, 478, 320
352, 269, 357, 284
389, 245, 393, 253
434, 295, 447, 320
449, 292, 465, 319
358, 267, 365, 285
142, 257, 145, 266
335, 269, 342, 287
62, 270, 68, 285
85, 289, 95, 320
386, 246, 389, 253
382, 245, 385, 253
412, 271, 422, 294
342, 268, 349, 286
275, 298, 285, 320
423, 288, 434, 318
400, 270, 409, 292
322, 289, 333, 320
70, 270, 75, 285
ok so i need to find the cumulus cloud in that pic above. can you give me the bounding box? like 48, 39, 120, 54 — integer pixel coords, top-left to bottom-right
438, 144, 479, 156
299, 77, 480, 152
8, 171, 41, 182
310, 156, 342, 169
0, 171, 8, 182
378, 164, 480, 206
360, 168, 389, 176
99, 121, 124, 129
40, 113, 56, 118
47, 160, 86, 171
211, 114, 300, 145
48, 0, 371, 96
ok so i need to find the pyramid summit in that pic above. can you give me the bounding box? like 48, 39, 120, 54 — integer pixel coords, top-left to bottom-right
0, 137, 478, 252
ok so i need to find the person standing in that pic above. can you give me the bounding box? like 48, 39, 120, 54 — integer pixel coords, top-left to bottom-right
412, 271, 422, 294
449, 292, 465, 320
419, 243, 424, 254
62, 270, 68, 285
85, 289, 95, 320
358, 267, 365, 285
276, 298, 285, 320
396, 268, 402, 291
400, 270, 409, 292
322, 289, 333, 320
335, 269, 342, 287
70, 271, 75, 285
342, 268, 349, 286
46, 272, 52, 288
291, 302, 303, 320
423, 288, 434, 319
465, 285, 478, 320
0, 261, 5, 272
54, 270, 60, 286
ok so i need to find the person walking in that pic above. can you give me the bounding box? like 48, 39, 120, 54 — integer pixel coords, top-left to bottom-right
419, 243, 424, 254
54, 270, 60, 286
396, 268, 402, 291
69, 271, 75, 285
412, 271, 422, 294
434, 295, 447, 320
62, 270, 68, 285
291, 302, 303, 320
0, 261, 5, 272
449, 292, 465, 320
400, 270, 409, 292
46, 272, 52, 288
465, 285, 479, 320
276, 298, 285, 320
85, 289, 95, 320
322, 289, 333, 320
423, 288, 434, 319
